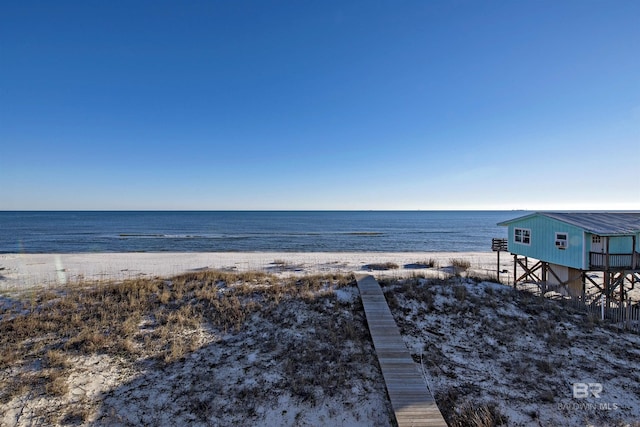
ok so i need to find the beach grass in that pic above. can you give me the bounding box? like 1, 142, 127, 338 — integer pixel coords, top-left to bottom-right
0, 270, 354, 368
364, 262, 400, 271
450, 258, 471, 271
0, 270, 394, 425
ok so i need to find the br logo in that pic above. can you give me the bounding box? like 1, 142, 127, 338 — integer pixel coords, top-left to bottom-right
573, 383, 603, 398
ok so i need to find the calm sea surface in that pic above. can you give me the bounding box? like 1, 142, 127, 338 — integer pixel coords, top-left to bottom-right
0, 211, 523, 254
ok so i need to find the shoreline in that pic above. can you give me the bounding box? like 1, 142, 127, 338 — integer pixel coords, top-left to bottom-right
0, 251, 504, 289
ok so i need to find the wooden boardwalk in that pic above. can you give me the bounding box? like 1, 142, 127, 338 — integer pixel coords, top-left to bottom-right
355, 274, 447, 427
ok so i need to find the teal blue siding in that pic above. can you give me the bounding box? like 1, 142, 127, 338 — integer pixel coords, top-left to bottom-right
504, 215, 585, 269
609, 236, 634, 253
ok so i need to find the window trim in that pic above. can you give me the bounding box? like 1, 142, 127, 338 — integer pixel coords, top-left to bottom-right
514, 227, 531, 245
555, 232, 568, 250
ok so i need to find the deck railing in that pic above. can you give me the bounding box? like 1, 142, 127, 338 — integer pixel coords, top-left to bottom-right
589, 252, 640, 270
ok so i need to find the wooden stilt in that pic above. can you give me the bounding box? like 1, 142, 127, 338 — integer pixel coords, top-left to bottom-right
513, 254, 517, 290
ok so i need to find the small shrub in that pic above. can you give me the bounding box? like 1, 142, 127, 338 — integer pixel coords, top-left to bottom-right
365, 262, 399, 271
407, 259, 439, 269
45, 373, 69, 396
547, 327, 569, 347
0, 348, 19, 369
468, 273, 501, 284
164, 339, 186, 363
538, 389, 555, 403
384, 291, 401, 310
533, 317, 553, 335
425, 258, 439, 268
64, 330, 108, 353
61, 408, 92, 425
535, 359, 554, 374
453, 285, 467, 302
450, 258, 471, 271
450, 402, 507, 427
158, 288, 171, 304
45, 349, 70, 369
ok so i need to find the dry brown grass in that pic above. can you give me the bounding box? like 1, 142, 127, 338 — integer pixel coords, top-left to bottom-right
44, 371, 69, 396
450, 258, 471, 271
450, 402, 507, 427
450, 258, 471, 268
406, 258, 439, 269
365, 262, 399, 271
45, 349, 71, 369
453, 285, 468, 302
0, 271, 356, 404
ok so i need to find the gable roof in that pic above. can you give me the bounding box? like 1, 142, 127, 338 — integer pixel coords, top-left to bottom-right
498, 212, 640, 236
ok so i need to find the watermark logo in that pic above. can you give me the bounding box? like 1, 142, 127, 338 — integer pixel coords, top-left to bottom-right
559, 383, 620, 412
573, 382, 603, 399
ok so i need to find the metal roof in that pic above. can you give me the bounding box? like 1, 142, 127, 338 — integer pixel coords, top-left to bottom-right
498, 212, 640, 236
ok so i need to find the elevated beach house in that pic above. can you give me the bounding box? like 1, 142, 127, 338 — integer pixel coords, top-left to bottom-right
498, 212, 640, 302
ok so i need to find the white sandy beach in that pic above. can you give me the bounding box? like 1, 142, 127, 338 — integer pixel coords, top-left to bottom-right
0, 251, 507, 289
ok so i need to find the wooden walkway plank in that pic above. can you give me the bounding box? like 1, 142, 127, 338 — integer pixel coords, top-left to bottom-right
355, 274, 448, 427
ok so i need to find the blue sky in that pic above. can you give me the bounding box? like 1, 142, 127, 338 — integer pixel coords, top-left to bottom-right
1, 0, 639, 210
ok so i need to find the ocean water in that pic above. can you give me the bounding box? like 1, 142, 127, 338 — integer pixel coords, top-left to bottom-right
0, 211, 522, 254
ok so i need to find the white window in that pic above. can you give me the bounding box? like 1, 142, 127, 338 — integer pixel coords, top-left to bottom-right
514, 228, 531, 245
592, 235, 601, 244
555, 232, 568, 250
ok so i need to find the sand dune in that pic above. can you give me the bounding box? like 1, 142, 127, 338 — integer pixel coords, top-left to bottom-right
1, 252, 639, 426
